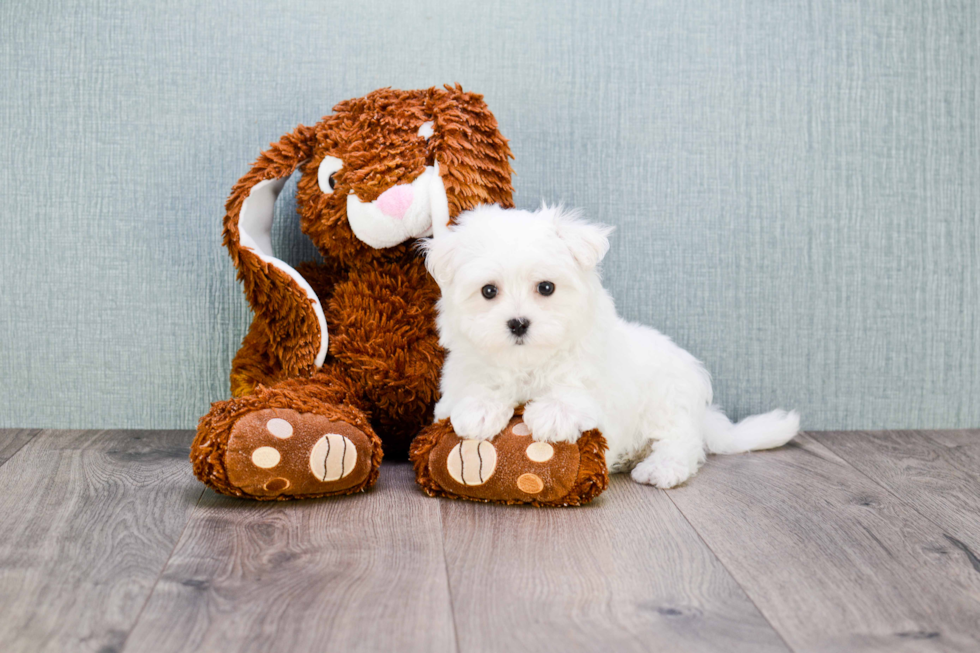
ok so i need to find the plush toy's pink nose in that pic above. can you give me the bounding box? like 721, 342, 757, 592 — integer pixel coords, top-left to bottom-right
375, 184, 414, 220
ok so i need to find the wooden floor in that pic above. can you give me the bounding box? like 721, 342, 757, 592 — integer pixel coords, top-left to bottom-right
0, 429, 978, 652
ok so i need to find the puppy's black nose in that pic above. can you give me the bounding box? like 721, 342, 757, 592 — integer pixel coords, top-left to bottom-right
507, 317, 530, 337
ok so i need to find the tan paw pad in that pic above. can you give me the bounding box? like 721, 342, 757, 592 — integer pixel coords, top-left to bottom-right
264, 478, 289, 492
517, 473, 544, 494
251, 446, 281, 468
525, 441, 554, 462
309, 434, 358, 482
446, 440, 497, 486
511, 421, 531, 436
265, 418, 293, 439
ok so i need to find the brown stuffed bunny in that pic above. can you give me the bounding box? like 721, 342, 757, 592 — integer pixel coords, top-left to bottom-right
191, 85, 607, 504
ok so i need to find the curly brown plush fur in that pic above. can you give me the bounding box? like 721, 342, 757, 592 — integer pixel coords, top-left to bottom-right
191, 86, 514, 499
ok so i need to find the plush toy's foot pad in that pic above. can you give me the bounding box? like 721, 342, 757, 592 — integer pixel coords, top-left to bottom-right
411, 416, 609, 506
223, 408, 375, 498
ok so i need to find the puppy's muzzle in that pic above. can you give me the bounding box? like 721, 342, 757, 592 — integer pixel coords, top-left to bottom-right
507, 317, 530, 338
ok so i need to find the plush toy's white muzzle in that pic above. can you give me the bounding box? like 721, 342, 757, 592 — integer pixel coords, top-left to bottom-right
345, 162, 451, 248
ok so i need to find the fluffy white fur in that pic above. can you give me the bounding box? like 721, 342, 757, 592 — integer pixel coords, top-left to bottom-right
422, 204, 801, 489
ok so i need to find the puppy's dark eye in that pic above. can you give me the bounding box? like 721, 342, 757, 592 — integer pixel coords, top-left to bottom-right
481, 284, 498, 300
328, 172, 337, 190
537, 281, 555, 296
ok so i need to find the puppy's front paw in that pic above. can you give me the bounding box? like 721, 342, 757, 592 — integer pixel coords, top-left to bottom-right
450, 397, 512, 440
631, 449, 699, 489
523, 398, 597, 444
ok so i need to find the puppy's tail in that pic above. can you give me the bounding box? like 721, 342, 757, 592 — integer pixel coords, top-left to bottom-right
702, 405, 800, 455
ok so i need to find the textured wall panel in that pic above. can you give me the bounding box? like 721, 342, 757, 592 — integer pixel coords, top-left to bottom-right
1, 0, 977, 429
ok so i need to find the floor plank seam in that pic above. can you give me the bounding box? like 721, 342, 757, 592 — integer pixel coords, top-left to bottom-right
437, 502, 464, 653
662, 483, 798, 653
806, 432, 980, 588
117, 486, 207, 653
0, 429, 41, 468
814, 434, 973, 533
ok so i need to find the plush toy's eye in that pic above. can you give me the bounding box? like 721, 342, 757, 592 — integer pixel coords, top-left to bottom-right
317, 155, 344, 194
481, 284, 498, 300
537, 281, 555, 296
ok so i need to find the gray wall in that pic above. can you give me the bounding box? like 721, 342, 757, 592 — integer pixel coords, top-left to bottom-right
1, 0, 977, 430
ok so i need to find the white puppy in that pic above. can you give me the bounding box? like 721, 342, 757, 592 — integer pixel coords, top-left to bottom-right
423, 204, 800, 488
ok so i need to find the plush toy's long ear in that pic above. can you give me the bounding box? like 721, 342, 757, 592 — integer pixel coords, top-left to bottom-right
428, 85, 515, 238
222, 124, 327, 377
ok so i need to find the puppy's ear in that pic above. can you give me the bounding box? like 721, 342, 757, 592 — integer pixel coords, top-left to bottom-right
419, 232, 459, 287
549, 205, 614, 270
